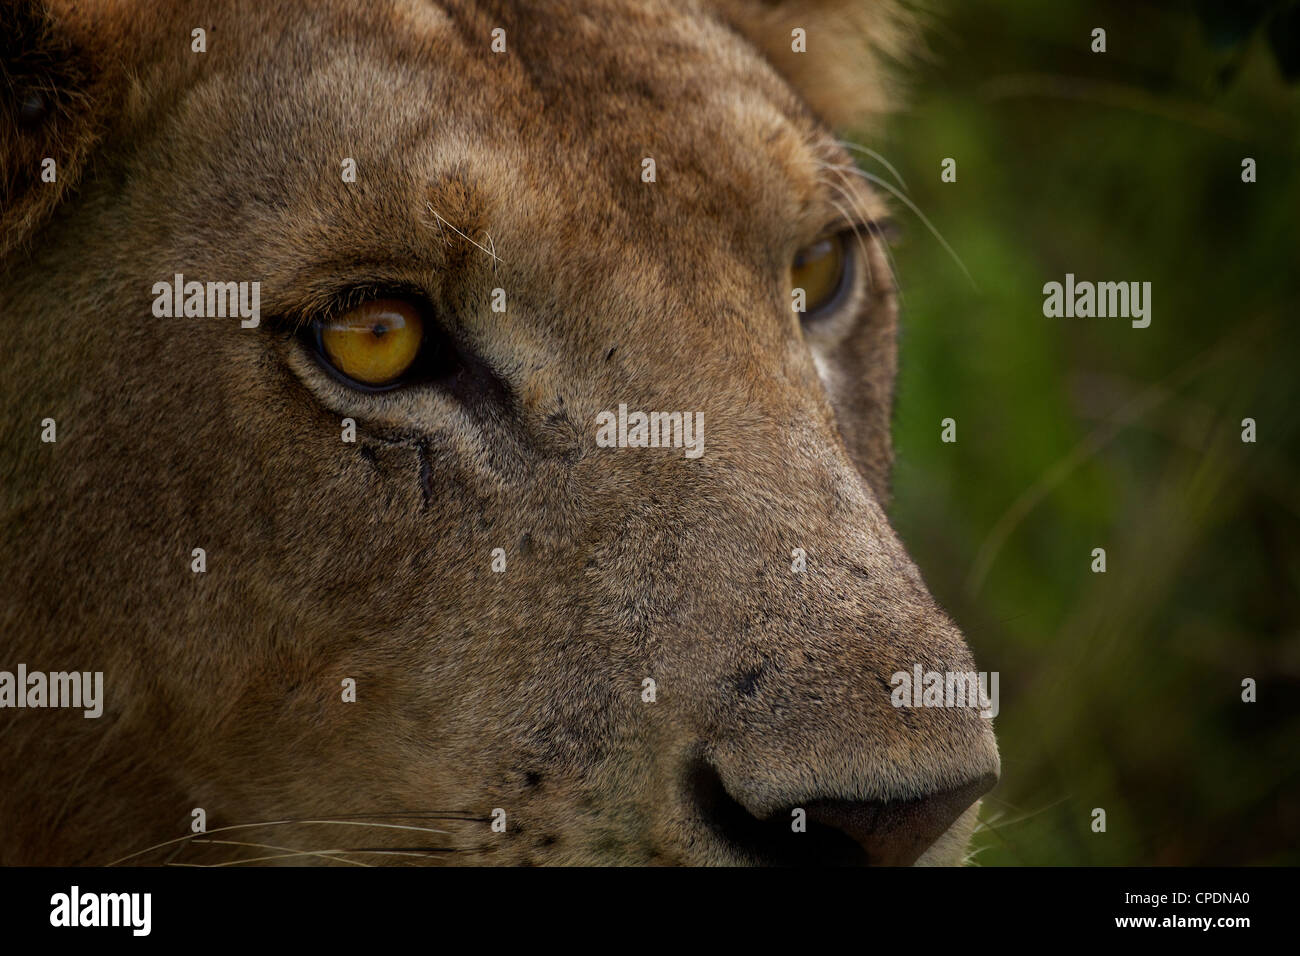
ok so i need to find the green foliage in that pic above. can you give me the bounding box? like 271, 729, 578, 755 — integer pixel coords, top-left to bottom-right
869, 0, 1300, 864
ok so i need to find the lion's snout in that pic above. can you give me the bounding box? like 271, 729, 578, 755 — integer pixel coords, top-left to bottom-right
684, 758, 998, 865
582, 421, 1001, 865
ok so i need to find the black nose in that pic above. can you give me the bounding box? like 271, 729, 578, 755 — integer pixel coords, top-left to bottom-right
689, 762, 997, 865
800, 773, 998, 865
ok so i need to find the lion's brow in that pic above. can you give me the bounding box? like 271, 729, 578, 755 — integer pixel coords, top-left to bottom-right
426, 203, 502, 267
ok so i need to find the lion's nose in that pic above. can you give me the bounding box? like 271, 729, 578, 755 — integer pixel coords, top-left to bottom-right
799, 773, 998, 865
688, 761, 998, 866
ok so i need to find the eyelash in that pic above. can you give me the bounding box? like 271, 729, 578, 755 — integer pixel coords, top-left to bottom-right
283, 282, 426, 335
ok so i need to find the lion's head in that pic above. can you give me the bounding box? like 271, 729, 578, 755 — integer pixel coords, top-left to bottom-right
1, 0, 997, 865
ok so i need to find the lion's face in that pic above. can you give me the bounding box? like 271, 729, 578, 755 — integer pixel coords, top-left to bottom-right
1, 0, 997, 865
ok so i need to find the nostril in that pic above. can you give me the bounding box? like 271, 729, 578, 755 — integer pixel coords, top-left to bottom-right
687, 760, 869, 865
802, 771, 997, 866
687, 761, 996, 866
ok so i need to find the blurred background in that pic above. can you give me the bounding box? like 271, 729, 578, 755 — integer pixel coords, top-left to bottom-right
868, 0, 1299, 864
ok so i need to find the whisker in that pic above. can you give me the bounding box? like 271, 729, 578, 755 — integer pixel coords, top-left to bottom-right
874, 226, 906, 306
814, 163, 875, 262
284, 810, 488, 821
963, 844, 993, 865
210, 845, 498, 867
105, 818, 460, 866
191, 839, 373, 867
346, 845, 499, 854
823, 188, 877, 293
816, 159, 909, 303
426, 204, 503, 264
841, 166, 976, 289
213, 851, 370, 866
835, 139, 911, 193
979, 800, 1071, 831
826, 160, 909, 303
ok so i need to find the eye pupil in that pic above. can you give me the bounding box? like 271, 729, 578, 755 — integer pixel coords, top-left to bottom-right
316, 298, 425, 388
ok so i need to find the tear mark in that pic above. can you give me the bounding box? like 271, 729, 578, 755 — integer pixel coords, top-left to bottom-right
418, 440, 433, 508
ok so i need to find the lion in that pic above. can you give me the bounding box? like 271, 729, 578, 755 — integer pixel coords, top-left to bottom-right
0, 0, 999, 865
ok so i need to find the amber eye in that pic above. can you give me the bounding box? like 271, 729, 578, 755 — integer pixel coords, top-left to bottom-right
791, 232, 849, 319
316, 299, 424, 388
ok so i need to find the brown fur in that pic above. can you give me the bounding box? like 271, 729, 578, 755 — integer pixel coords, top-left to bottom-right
0, 0, 996, 865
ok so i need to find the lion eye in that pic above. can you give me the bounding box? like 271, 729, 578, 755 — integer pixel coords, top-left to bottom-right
315, 299, 424, 388
791, 232, 849, 319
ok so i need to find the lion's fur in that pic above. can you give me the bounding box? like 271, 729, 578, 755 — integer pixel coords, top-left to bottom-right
0, 0, 995, 865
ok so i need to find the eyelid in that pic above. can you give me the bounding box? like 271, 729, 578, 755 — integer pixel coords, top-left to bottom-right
835, 217, 897, 243
273, 281, 434, 336
856, 217, 898, 242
